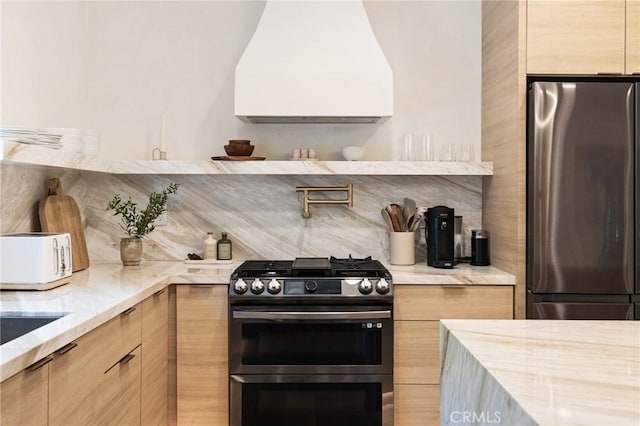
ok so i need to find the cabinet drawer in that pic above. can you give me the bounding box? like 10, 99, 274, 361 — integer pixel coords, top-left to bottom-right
394, 286, 513, 320
93, 346, 141, 426
49, 306, 142, 425
395, 321, 439, 384
394, 384, 439, 426
106, 304, 142, 368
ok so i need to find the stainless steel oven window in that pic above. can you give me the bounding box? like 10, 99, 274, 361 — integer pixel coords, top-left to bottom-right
229, 305, 393, 375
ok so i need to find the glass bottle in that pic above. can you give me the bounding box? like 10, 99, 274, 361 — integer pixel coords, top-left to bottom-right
217, 232, 232, 260
203, 232, 217, 260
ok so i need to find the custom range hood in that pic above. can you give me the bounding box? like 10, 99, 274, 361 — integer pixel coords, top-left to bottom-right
235, 0, 393, 124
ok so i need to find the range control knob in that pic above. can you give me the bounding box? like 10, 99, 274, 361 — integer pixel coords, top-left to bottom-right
250, 279, 265, 294
304, 280, 318, 293
233, 279, 248, 294
358, 278, 373, 294
376, 278, 390, 294
267, 279, 282, 294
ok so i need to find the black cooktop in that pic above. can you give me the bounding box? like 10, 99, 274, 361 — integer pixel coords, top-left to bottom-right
232, 256, 391, 279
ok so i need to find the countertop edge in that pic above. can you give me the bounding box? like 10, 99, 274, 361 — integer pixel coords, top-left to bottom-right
0, 262, 514, 382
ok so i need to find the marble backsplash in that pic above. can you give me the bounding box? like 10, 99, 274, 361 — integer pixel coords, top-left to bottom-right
0, 162, 481, 263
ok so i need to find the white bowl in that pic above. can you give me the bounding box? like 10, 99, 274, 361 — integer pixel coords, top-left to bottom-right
342, 146, 365, 161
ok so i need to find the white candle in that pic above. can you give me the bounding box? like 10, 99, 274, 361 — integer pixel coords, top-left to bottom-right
161, 112, 166, 152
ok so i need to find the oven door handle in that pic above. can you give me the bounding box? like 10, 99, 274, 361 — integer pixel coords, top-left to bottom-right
232, 310, 392, 320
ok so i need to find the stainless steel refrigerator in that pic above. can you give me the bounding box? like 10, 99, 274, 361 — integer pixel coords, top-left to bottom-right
527, 78, 639, 320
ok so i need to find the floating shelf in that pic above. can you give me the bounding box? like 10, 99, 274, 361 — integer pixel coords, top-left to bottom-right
1, 141, 492, 176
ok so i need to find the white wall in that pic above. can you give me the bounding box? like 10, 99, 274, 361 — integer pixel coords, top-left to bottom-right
1, 2, 88, 128
2, 1, 480, 161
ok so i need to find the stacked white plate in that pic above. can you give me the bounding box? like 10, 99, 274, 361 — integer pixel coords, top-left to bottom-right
1, 126, 100, 156
41, 128, 100, 156
0, 126, 62, 149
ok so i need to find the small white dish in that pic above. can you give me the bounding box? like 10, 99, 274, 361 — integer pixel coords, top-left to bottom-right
342, 146, 365, 161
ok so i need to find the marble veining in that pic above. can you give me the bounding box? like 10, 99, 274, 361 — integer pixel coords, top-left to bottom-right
2, 141, 493, 175
0, 261, 231, 382
1, 162, 484, 263
440, 320, 640, 426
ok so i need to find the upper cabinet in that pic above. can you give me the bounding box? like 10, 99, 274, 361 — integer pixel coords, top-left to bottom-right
628, 0, 640, 73
527, 0, 628, 74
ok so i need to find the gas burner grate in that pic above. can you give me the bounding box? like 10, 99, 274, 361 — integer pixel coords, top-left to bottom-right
329, 255, 372, 265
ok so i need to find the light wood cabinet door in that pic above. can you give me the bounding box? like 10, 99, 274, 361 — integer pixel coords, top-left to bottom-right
142, 288, 169, 425
49, 306, 141, 425
176, 285, 228, 425
93, 346, 142, 426
395, 321, 440, 384
0, 360, 49, 426
628, 0, 640, 73
527, 0, 626, 74
394, 384, 439, 426
393, 285, 514, 424
394, 285, 514, 321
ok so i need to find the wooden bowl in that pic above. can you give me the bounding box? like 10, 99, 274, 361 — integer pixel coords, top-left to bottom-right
224, 140, 254, 156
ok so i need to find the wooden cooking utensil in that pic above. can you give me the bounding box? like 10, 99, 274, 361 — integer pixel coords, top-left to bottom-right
381, 208, 395, 232
39, 178, 90, 272
390, 203, 406, 231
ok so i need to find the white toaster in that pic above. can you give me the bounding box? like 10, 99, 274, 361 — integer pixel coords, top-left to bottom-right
0, 232, 73, 290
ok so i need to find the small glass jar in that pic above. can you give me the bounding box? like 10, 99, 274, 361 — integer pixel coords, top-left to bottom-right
217, 232, 232, 260
203, 232, 217, 260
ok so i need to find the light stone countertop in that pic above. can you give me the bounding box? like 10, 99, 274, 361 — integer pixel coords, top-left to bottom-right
387, 263, 515, 285
0, 260, 514, 382
440, 320, 640, 426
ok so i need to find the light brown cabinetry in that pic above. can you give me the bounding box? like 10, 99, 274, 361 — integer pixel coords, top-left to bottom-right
141, 288, 169, 425
0, 359, 50, 426
0, 290, 172, 426
628, 0, 640, 73
393, 285, 514, 426
49, 305, 142, 425
94, 345, 142, 425
527, 0, 626, 74
527, 0, 640, 75
176, 285, 228, 425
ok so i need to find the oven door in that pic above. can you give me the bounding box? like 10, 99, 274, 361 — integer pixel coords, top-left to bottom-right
229, 305, 393, 375
230, 374, 393, 426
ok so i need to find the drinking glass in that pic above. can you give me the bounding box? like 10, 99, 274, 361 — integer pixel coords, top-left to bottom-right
439, 144, 456, 161
414, 134, 434, 161
456, 144, 476, 161
401, 134, 414, 161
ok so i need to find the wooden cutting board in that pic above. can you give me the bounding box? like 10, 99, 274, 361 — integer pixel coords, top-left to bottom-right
39, 178, 89, 272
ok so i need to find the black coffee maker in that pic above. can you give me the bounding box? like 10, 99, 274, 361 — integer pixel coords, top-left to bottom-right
425, 205, 455, 268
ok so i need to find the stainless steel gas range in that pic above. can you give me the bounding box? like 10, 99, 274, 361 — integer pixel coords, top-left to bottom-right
228, 256, 394, 426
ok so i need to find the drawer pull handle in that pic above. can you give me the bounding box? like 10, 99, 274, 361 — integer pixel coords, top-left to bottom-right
119, 353, 135, 365
27, 355, 53, 371
122, 307, 137, 315
153, 289, 166, 296
55, 342, 78, 355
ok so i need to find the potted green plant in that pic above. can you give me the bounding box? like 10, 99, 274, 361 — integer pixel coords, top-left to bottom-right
106, 182, 179, 266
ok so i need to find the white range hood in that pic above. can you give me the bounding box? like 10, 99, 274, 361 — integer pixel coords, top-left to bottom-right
235, 0, 393, 124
